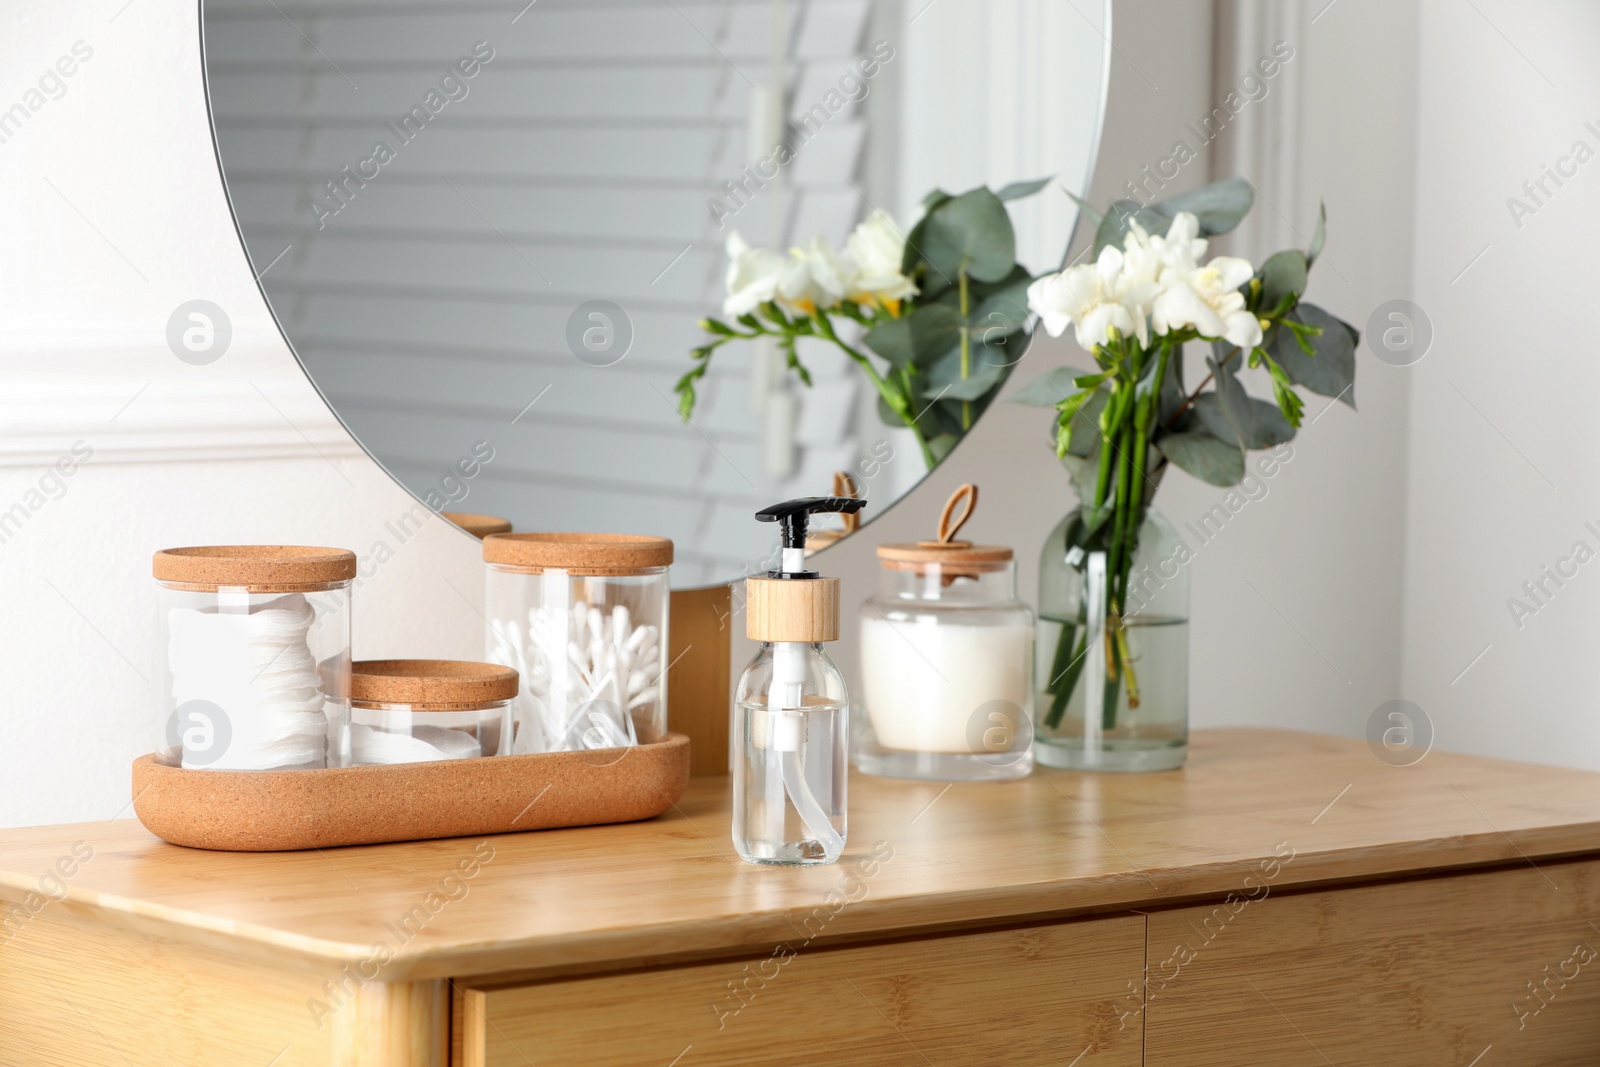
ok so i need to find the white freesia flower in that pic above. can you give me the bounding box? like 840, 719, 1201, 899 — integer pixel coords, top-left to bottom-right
1151, 255, 1262, 349
792, 237, 851, 313
1028, 209, 1262, 351
723, 232, 798, 318
1026, 244, 1149, 351
843, 211, 918, 310
1145, 210, 1208, 274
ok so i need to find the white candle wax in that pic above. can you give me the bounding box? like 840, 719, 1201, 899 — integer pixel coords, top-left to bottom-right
860, 616, 1032, 753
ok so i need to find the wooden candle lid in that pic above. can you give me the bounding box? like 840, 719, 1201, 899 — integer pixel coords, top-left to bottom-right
442, 512, 513, 538
483, 532, 673, 575
351, 660, 519, 708
876, 483, 1012, 573
152, 546, 357, 590
746, 577, 840, 643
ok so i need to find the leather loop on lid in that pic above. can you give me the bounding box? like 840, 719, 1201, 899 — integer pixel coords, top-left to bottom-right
351, 660, 519, 707
876, 483, 1012, 569
152, 546, 357, 588
937, 483, 977, 544
482, 532, 673, 574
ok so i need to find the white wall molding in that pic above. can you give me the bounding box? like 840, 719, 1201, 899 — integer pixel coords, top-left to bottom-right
1210, 0, 1309, 263
0, 329, 362, 468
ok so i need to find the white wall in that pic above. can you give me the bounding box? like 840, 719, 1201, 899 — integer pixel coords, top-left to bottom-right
1400, 0, 1600, 769
0, 1, 483, 828
815, 0, 1421, 753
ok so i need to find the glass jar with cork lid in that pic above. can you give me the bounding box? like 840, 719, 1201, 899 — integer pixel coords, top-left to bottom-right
153, 546, 355, 771
349, 660, 517, 764
483, 533, 672, 754
854, 485, 1035, 781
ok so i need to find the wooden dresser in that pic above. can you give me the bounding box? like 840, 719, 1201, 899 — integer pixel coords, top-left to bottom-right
3, 728, 1599, 1065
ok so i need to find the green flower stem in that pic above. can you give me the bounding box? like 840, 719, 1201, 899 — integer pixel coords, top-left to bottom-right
812, 311, 938, 470
958, 270, 972, 431
1043, 607, 1087, 730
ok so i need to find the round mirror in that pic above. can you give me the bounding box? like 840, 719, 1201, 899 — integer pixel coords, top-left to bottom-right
201, 0, 1111, 586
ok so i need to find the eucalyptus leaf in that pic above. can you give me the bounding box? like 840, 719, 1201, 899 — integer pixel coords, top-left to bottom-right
923, 348, 1006, 401
927, 433, 959, 465
1095, 179, 1256, 255
1156, 429, 1245, 486
1208, 353, 1296, 448
1155, 178, 1254, 235
1065, 387, 1109, 458
1060, 445, 1102, 507
863, 316, 914, 368
863, 303, 962, 369
1307, 201, 1327, 268
996, 176, 1052, 201
1061, 187, 1104, 228
967, 265, 1034, 337
908, 303, 965, 366
1257, 250, 1308, 311
1094, 200, 1170, 254
1017, 364, 1094, 403
1268, 303, 1357, 408
1194, 392, 1296, 450
919, 187, 1016, 283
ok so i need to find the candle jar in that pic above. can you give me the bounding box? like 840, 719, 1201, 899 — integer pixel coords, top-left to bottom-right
153, 546, 355, 771
349, 660, 516, 765
483, 533, 672, 754
854, 486, 1035, 781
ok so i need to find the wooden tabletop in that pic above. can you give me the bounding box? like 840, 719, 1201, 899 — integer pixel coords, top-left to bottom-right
4, 728, 1599, 982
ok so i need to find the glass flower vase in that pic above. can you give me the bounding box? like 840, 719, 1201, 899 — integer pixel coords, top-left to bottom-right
1034, 506, 1189, 771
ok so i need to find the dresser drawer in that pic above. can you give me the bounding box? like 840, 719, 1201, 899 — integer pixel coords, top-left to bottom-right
456, 916, 1145, 1066
1144, 858, 1600, 1065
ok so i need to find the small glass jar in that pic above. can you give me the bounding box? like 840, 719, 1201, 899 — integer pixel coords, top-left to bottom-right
483, 533, 672, 754
153, 546, 355, 771
853, 486, 1034, 781
349, 660, 516, 765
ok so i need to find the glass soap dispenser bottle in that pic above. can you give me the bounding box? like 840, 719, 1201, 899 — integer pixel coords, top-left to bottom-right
733, 496, 866, 866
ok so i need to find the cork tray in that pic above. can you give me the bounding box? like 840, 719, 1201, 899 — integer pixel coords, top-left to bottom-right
130, 733, 690, 852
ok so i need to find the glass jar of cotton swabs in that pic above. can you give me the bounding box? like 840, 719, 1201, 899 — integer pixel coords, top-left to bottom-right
482, 533, 671, 755
153, 546, 356, 771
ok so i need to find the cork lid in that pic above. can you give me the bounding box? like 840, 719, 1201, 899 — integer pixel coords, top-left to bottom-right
442, 512, 513, 538
152, 546, 357, 590
876, 484, 1012, 572
351, 660, 519, 709
482, 532, 673, 575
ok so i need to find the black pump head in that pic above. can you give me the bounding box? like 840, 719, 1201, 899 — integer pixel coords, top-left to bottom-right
756, 497, 868, 576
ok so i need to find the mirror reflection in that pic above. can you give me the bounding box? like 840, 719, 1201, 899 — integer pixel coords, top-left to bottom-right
202, 0, 1110, 585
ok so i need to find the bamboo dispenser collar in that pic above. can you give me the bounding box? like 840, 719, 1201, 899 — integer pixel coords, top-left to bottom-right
351, 659, 518, 708
746, 577, 840, 642
876, 484, 1012, 573
152, 545, 357, 590
442, 511, 513, 538
482, 532, 673, 575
